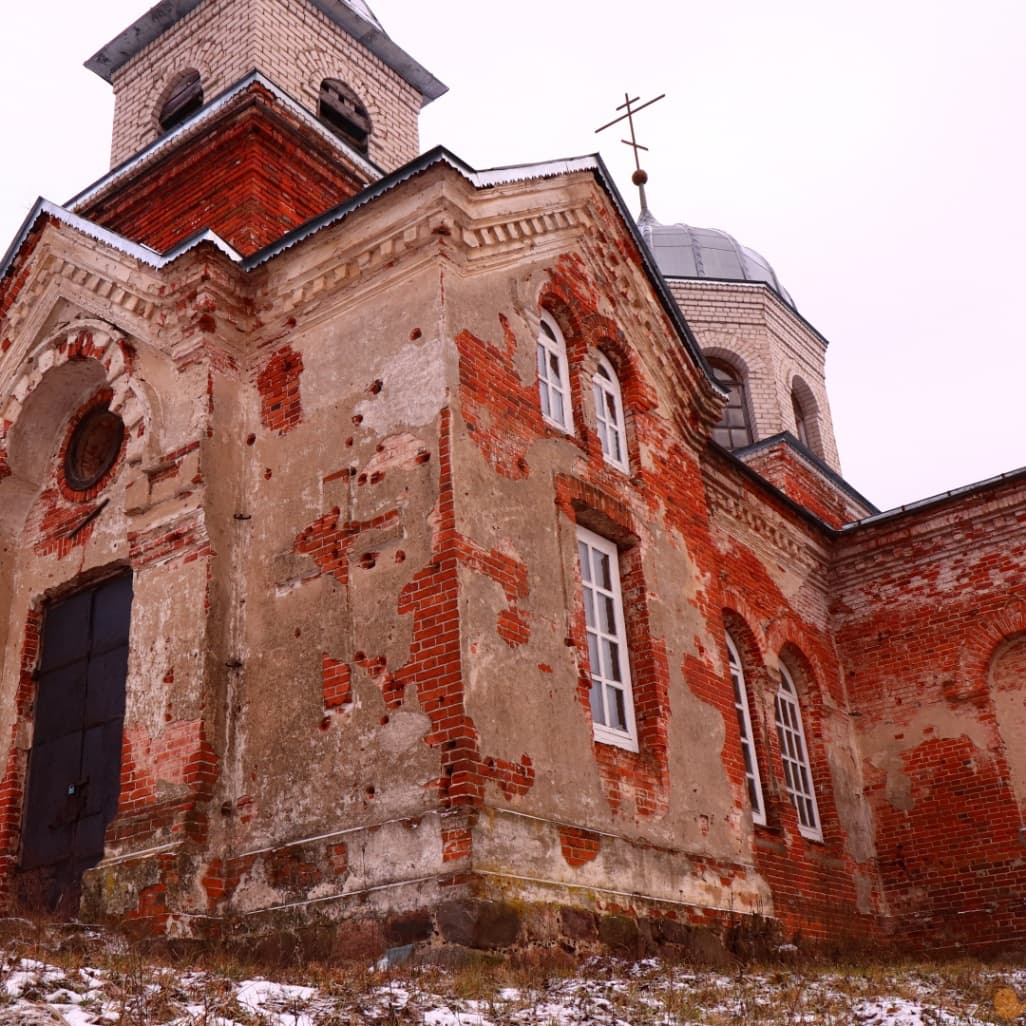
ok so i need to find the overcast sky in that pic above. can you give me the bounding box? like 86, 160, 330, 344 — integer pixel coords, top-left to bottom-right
2, 0, 1024, 512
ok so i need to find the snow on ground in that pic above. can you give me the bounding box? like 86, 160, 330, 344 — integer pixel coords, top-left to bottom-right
0, 943, 1022, 1024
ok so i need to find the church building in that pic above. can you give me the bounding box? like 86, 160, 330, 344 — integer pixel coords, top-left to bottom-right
1, 0, 1024, 957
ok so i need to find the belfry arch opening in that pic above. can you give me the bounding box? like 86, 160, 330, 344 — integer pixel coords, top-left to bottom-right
708, 358, 754, 450
158, 69, 203, 132
790, 376, 820, 455
318, 78, 371, 152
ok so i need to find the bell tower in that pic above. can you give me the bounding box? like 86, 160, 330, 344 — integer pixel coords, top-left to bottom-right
74, 0, 446, 257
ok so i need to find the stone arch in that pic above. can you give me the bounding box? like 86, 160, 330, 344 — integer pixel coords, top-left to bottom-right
536, 288, 582, 351
0, 322, 157, 531
963, 601, 1026, 687
297, 46, 383, 150
704, 347, 756, 448
317, 78, 372, 153
703, 345, 754, 384
763, 616, 831, 705
777, 642, 821, 705
156, 68, 203, 132
789, 373, 822, 455
149, 36, 226, 134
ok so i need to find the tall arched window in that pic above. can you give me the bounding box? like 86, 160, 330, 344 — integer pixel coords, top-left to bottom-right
709, 359, 753, 449
774, 664, 821, 840
536, 311, 573, 432
318, 78, 371, 153
577, 526, 637, 751
158, 69, 203, 132
593, 353, 628, 471
726, 633, 765, 825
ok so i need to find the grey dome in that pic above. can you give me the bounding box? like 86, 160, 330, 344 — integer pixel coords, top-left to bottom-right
639, 219, 794, 307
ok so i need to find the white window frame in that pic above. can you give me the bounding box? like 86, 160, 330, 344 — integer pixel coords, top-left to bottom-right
576, 526, 637, 751
536, 311, 574, 432
726, 633, 766, 826
774, 664, 822, 841
592, 353, 628, 471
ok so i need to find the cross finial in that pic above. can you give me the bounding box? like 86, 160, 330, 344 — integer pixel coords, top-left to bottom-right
595, 91, 665, 219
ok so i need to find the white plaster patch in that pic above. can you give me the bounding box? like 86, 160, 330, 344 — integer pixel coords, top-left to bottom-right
355, 335, 446, 433
360, 433, 425, 479
379, 710, 432, 754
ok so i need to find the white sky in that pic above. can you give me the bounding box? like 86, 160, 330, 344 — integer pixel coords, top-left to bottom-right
2, 0, 1024, 512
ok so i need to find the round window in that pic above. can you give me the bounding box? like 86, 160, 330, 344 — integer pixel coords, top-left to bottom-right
64, 406, 125, 492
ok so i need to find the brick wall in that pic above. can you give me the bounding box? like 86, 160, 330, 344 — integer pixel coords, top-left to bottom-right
80, 85, 367, 257
669, 280, 841, 473
834, 477, 1026, 951
739, 438, 874, 529
107, 0, 424, 171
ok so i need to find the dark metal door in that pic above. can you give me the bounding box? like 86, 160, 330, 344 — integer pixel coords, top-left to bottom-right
20, 573, 132, 913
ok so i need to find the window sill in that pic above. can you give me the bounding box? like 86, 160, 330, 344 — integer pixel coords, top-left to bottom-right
593, 727, 639, 753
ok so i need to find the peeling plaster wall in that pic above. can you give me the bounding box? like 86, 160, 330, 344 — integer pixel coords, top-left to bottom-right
0, 302, 221, 920
702, 449, 882, 938
6, 152, 1023, 955
209, 258, 454, 917
439, 224, 871, 933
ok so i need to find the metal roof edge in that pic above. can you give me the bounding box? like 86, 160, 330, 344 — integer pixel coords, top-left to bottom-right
663, 274, 832, 350
0, 200, 243, 292
243, 146, 721, 393
66, 71, 384, 213
735, 432, 879, 515
242, 144, 464, 268
241, 147, 609, 268
85, 0, 447, 103
85, 0, 206, 81
0, 200, 167, 286
841, 464, 1026, 533
583, 156, 721, 392
306, 0, 447, 103
707, 441, 837, 538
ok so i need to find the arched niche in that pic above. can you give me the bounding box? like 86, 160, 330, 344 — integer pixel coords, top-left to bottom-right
0, 322, 157, 534
988, 634, 1026, 809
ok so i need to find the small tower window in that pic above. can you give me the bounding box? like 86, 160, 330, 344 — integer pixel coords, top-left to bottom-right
158, 69, 203, 132
318, 79, 371, 153
791, 391, 809, 447
709, 359, 753, 450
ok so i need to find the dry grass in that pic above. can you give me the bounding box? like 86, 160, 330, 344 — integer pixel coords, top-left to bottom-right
0, 922, 1022, 1024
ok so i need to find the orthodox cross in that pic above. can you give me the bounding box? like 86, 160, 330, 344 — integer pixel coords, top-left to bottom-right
595, 92, 666, 203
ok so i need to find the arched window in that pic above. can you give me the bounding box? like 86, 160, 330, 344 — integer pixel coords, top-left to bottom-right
318, 78, 371, 153
709, 359, 753, 449
791, 390, 809, 447
726, 633, 765, 825
536, 311, 573, 432
158, 69, 203, 132
593, 353, 628, 471
774, 664, 822, 840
